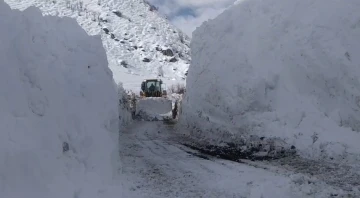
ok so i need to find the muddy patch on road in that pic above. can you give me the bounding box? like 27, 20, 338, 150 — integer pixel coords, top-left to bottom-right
183, 150, 210, 160
181, 142, 294, 163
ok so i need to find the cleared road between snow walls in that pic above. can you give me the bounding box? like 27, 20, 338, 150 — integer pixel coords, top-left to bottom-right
119, 121, 360, 197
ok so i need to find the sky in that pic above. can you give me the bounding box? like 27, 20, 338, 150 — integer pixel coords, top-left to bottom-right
146, 0, 237, 37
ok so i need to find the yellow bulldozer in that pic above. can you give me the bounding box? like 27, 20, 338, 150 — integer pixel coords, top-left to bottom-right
134, 79, 173, 121
140, 79, 167, 98
134, 79, 180, 121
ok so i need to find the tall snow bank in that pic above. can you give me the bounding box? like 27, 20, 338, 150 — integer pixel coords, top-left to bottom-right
117, 83, 133, 130
181, 0, 360, 164
0, 1, 121, 197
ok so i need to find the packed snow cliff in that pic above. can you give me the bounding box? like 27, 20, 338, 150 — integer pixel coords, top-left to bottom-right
181, 0, 360, 164
0, 1, 125, 197
4, 0, 191, 82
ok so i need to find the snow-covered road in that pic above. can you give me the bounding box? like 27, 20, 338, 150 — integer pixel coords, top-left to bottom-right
118, 121, 353, 198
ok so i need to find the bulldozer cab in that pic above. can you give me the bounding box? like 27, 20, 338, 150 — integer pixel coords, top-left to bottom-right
140, 79, 167, 97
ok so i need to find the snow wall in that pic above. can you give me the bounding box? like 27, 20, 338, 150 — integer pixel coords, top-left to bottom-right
180, 0, 360, 164
118, 83, 134, 130
0, 1, 125, 197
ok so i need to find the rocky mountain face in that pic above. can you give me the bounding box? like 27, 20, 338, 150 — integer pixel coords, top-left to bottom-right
4, 0, 191, 81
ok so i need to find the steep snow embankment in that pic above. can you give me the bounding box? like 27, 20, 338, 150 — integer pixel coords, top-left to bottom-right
181, 0, 360, 164
0, 1, 123, 197
118, 83, 134, 130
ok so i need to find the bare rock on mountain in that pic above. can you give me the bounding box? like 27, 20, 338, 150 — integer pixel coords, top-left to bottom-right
4, 0, 191, 81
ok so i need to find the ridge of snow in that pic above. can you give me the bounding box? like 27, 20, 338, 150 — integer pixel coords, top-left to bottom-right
4, 0, 191, 83
181, 0, 360, 166
0, 1, 124, 197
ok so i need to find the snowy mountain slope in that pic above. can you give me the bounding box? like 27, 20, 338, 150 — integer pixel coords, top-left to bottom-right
4, 0, 191, 82
180, 0, 360, 166
0, 1, 126, 197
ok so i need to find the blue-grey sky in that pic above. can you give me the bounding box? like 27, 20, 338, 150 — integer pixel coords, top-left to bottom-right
147, 0, 236, 37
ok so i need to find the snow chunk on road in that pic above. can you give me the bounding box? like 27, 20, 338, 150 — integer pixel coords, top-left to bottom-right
136, 97, 172, 120
181, 0, 360, 164
0, 1, 121, 197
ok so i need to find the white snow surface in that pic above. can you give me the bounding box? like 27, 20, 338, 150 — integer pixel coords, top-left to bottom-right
120, 121, 350, 198
0, 1, 124, 197
136, 97, 172, 120
118, 83, 134, 130
4, 0, 191, 83
181, 0, 360, 165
